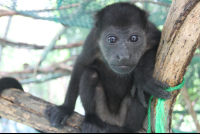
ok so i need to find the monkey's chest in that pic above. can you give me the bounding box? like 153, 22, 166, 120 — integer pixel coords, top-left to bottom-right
95, 85, 132, 127
94, 73, 133, 127
91, 60, 134, 126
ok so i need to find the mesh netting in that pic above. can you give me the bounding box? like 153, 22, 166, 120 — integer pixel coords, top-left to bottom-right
0, 0, 172, 28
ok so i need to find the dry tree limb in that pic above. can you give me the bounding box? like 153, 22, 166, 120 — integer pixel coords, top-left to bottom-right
0, 88, 147, 133
146, 0, 200, 133
0, 9, 41, 20
0, 88, 84, 133
0, 9, 17, 17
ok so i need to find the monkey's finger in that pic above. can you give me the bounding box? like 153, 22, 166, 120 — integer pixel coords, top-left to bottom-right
137, 87, 148, 108
49, 107, 63, 126
143, 85, 171, 99
51, 114, 64, 128
60, 116, 69, 126
154, 80, 170, 88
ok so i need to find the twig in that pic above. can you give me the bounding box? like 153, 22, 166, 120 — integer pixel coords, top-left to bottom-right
0, 10, 17, 17
0, 38, 83, 50
19, 73, 70, 84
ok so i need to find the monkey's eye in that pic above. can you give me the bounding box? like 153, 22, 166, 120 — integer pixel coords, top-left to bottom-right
108, 36, 117, 43
130, 35, 139, 42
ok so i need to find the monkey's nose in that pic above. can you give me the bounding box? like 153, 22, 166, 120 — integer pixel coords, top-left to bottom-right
118, 55, 130, 63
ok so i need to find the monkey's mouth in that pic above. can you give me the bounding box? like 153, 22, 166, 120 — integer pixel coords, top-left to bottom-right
110, 64, 135, 74
112, 65, 131, 68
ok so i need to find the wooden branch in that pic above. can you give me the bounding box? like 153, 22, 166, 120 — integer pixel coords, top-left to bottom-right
0, 9, 41, 20
0, 88, 148, 133
148, 0, 200, 133
0, 88, 84, 133
181, 85, 200, 132
0, 38, 83, 50
0, 10, 18, 17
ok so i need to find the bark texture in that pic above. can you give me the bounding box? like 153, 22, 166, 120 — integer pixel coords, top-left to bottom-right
148, 0, 200, 133
0, 88, 83, 133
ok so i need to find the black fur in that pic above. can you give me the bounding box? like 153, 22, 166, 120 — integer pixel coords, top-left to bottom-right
0, 77, 24, 92
45, 3, 171, 133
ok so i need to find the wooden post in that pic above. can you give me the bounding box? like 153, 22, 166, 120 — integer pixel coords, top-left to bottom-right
149, 0, 200, 132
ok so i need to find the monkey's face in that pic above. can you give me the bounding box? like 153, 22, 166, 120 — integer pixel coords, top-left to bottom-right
99, 26, 146, 74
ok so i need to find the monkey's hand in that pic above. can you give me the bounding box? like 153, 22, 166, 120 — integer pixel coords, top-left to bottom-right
133, 73, 171, 107
44, 105, 73, 128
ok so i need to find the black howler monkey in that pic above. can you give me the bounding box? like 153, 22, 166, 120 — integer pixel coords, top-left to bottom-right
45, 2, 171, 133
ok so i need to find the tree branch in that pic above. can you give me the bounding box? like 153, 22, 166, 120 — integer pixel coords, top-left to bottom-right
0, 38, 83, 50
0, 88, 83, 133
0, 9, 18, 17
0, 9, 41, 20
148, 0, 200, 133
0, 88, 148, 133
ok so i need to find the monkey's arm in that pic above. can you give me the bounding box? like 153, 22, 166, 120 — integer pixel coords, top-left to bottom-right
133, 47, 171, 107
45, 57, 91, 127
45, 28, 98, 128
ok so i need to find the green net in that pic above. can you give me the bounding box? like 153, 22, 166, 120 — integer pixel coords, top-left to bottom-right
0, 0, 172, 28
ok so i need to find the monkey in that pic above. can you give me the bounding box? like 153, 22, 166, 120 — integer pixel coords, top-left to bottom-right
0, 77, 44, 133
45, 2, 171, 133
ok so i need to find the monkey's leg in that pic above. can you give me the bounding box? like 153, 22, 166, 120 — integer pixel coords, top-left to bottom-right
80, 68, 134, 133
79, 68, 108, 133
